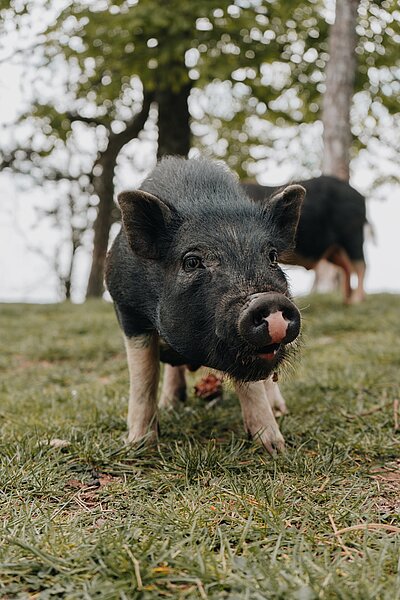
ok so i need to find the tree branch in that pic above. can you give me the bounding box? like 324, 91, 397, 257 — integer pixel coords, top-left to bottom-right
66, 90, 154, 137
66, 112, 108, 127
107, 91, 155, 157
0, 149, 81, 182
0, 148, 35, 170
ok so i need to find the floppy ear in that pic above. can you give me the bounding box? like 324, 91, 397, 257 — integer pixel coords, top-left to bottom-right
266, 184, 305, 250
118, 190, 174, 259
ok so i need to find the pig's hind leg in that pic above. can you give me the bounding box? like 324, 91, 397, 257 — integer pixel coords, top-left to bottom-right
124, 333, 160, 444
349, 260, 366, 304
159, 365, 187, 409
235, 380, 285, 454
264, 377, 288, 416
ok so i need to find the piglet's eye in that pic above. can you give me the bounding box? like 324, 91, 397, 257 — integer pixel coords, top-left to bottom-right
269, 249, 278, 266
183, 255, 203, 271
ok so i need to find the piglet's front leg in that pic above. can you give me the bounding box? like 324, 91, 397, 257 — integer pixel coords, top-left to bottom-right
264, 376, 288, 416
235, 380, 285, 454
124, 333, 160, 444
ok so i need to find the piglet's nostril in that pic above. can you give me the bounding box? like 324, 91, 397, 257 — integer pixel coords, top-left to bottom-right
252, 311, 265, 328
282, 306, 297, 323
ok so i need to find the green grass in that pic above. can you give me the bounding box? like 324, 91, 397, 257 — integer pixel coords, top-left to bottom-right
0, 294, 399, 599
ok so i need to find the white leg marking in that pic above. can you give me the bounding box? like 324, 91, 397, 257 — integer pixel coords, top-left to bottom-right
349, 260, 366, 304
234, 380, 285, 454
159, 364, 187, 409
124, 333, 159, 444
264, 377, 288, 416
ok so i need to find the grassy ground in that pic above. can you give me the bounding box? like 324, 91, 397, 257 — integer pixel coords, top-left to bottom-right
0, 294, 399, 599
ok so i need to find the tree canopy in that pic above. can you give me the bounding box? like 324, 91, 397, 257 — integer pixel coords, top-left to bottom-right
2, 0, 399, 173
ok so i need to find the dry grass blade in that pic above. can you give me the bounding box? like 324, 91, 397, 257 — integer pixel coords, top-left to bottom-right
123, 545, 143, 591
393, 398, 399, 432
196, 579, 208, 600
334, 524, 400, 535
328, 514, 355, 559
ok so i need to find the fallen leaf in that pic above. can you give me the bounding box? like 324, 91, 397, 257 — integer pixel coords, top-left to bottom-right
194, 374, 223, 401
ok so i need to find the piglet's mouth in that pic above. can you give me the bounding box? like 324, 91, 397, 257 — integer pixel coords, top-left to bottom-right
256, 343, 281, 360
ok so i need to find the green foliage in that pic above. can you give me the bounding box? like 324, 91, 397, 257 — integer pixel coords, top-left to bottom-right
356, 0, 400, 112
1, 0, 399, 175
43, 0, 398, 121
1, 294, 400, 597
41, 0, 329, 126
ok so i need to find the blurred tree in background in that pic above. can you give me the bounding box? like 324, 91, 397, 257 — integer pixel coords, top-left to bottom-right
0, 0, 399, 299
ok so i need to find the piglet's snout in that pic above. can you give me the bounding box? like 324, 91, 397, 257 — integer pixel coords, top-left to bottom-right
238, 292, 300, 348
265, 311, 288, 344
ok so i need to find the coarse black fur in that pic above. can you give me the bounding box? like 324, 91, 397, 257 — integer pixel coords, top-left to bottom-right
106, 157, 304, 382
242, 176, 366, 264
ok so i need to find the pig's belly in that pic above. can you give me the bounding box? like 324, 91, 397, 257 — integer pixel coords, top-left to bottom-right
159, 338, 200, 371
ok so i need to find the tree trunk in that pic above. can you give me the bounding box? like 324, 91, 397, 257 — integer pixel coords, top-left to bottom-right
322, 0, 359, 182
316, 0, 359, 294
64, 238, 79, 301
86, 154, 117, 297
157, 82, 192, 158
86, 84, 191, 298
85, 94, 153, 298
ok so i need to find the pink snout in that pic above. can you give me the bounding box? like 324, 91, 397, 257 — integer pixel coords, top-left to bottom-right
238, 292, 301, 353
264, 311, 288, 344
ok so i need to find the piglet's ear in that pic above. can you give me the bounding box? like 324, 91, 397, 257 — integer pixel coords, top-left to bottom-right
118, 190, 174, 259
267, 184, 305, 250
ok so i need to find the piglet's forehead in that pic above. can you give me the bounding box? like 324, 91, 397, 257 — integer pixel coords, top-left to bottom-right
174, 213, 277, 249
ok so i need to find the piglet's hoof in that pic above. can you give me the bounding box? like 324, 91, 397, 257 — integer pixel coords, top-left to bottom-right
126, 422, 158, 446
248, 425, 285, 455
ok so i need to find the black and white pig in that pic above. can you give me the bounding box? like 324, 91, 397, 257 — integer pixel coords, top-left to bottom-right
105, 157, 305, 453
